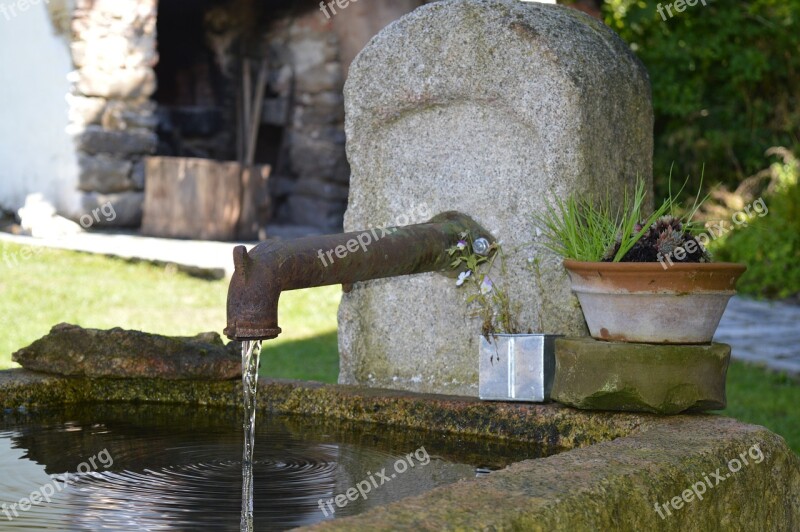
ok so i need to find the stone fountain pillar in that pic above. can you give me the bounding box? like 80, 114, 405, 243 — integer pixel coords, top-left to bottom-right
338, 0, 653, 395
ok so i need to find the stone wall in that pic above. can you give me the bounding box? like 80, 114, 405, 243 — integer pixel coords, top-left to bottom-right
67, 0, 158, 227
37, 0, 432, 233
55, 0, 425, 233
265, 8, 350, 231
267, 1, 427, 231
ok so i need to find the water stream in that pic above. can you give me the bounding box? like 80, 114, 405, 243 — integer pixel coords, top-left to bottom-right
240, 340, 263, 532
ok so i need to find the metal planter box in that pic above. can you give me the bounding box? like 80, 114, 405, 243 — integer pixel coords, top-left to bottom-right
479, 334, 560, 402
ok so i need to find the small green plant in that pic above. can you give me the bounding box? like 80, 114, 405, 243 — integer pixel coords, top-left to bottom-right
533, 176, 710, 263
448, 232, 521, 338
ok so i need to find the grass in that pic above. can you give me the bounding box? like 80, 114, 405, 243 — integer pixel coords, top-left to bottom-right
722, 362, 800, 454
1, 241, 798, 452
0, 240, 340, 381
533, 178, 672, 262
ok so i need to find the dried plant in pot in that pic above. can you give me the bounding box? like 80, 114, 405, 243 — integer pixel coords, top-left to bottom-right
534, 178, 747, 344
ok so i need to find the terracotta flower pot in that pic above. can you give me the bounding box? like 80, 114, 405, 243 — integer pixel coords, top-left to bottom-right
563, 260, 747, 344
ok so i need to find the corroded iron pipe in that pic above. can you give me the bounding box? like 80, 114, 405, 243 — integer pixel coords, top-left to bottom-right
224, 212, 491, 341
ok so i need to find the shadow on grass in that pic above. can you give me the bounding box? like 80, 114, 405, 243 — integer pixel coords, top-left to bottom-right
258, 330, 339, 383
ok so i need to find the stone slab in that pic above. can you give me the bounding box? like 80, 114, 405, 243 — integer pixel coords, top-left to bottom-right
78, 153, 134, 193
77, 126, 157, 156
552, 337, 731, 414
12, 323, 241, 380
339, 0, 653, 395
80, 191, 144, 227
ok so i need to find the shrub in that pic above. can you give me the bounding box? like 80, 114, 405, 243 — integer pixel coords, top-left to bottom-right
713, 150, 800, 299
600, 0, 800, 196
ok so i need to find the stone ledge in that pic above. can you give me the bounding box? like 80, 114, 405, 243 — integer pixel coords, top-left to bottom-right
0, 370, 649, 453
312, 416, 799, 531
553, 337, 731, 415
0, 370, 796, 529
12, 324, 241, 380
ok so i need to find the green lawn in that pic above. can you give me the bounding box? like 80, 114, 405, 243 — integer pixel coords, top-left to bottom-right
1, 241, 797, 453
0, 240, 339, 381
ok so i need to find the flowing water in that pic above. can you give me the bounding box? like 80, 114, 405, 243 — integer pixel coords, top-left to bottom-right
0, 404, 546, 530
241, 340, 262, 532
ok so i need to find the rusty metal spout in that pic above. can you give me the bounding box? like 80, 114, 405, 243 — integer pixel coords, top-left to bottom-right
224, 212, 491, 341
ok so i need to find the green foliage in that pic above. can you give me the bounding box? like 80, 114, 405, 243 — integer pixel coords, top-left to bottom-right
533, 194, 617, 262
603, 0, 800, 195
533, 178, 672, 262
713, 155, 800, 299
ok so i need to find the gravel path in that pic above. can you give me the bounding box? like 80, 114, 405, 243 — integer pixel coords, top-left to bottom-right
715, 296, 800, 376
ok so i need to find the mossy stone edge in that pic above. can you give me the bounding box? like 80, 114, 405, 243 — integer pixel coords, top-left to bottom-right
0, 368, 797, 530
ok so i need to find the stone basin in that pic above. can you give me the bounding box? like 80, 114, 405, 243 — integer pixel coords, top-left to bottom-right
1, 369, 797, 530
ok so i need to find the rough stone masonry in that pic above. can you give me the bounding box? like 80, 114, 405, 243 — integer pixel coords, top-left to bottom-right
338, 0, 654, 395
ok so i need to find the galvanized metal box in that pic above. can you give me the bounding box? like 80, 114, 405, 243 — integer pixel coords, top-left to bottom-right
479, 334, 560, 402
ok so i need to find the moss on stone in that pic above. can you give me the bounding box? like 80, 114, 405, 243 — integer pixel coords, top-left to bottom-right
553, 338, 731, 414
0, 368, 796, 530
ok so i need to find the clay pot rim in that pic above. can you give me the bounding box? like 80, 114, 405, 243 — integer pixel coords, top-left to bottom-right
563, 259, 747, 275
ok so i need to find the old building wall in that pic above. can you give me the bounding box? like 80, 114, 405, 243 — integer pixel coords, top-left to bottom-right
0, 0, 426, 233
0, 1, 79, 216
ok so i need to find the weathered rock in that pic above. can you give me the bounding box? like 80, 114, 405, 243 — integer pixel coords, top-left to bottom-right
293, 102, 345, 127
101, 99, 158, 131
12, 323, 240, 380
77, 126, 157, 156
130, 159, 145, 190
72, 66, 156, 100
297, 91, 344, 109
289, 129, 347, 178
79, 191, 144, 227
70, 34, 157, 71
312, 414, 800, 532
66, 95, 106, 126
295, 62, 343, 94
289, 195, 347, 229
78, 153, 134, 193
293, 178, 350, 201
338, 0, 653, 395
552, 337, 731, 414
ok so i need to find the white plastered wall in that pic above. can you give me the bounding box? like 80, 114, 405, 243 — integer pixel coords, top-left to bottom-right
0, 0, 79, 216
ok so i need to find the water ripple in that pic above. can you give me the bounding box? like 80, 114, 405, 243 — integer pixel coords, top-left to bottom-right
0, 405, 535, 531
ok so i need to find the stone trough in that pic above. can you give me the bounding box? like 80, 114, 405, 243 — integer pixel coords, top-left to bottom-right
0, 370, 797, 530
3, 1, 797, 529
